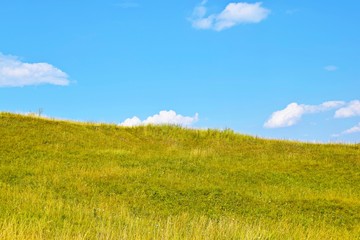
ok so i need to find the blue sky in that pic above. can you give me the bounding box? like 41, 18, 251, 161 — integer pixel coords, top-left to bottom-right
0, 0, 359, 142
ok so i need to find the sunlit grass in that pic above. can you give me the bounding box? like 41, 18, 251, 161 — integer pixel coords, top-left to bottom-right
0, 112, 359, 239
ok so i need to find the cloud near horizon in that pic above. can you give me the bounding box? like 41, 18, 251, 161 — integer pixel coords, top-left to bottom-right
264, 101, 345, 128
331, 101, 360, 136
191, 1, 270, 31
333, 122, 360, 137
120, 110, 199, 127
0, 53, 69, 87
342, 123, 360, 135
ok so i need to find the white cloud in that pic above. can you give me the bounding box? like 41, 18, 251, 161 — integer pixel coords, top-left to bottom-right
120, 110, 199, 127
191, 1, 270, 31
333, 122, 360, 137
120, 116, 142, 127
264, 103, 305, 128
324, 65, 338, 71
264, 101, 345, 128
334, 100, 360, 118
0, 53, 69, 87
320, 101, 344, 108
342, 123, 360, 134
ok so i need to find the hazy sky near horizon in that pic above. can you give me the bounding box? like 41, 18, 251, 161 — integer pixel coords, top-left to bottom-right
0, 0, 359, 142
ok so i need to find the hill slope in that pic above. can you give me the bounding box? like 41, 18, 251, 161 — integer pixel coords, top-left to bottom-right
0, 113, 359, 239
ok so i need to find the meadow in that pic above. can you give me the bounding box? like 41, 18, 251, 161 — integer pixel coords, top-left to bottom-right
0, 112, 359, 239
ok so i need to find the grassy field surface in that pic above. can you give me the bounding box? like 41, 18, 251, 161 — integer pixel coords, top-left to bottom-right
0, 112, 359, 239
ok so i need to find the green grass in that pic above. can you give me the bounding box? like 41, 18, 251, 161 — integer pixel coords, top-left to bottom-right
0, 112, 359, 239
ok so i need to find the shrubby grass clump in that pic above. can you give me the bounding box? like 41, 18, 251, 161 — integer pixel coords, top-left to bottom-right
0, 112, 359, 239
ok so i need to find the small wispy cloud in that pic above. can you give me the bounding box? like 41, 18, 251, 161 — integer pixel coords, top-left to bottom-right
333, 122, 360, 137
285, 9, 299, 15
264, 101, 345, 128
120, 110, 199, 127
115, 1, 140, 8
343, 123, 360, 134
190, 1, 270, 31
334, 100, 360, 118
324, 65, 338, 71
0, 53, 69, 87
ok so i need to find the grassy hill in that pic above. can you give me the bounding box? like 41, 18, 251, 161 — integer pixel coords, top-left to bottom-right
0, 112, 359, 239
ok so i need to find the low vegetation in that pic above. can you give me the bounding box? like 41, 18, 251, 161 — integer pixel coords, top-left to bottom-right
0, 112, 359, 239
